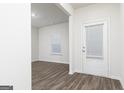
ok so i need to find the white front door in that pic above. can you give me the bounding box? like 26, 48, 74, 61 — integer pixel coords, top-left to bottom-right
82, 20, 108, 77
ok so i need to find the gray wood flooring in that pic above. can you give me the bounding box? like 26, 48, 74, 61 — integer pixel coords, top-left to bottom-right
32, 61, 123, 90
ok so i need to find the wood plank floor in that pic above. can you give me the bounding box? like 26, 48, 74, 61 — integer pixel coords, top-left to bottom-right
32, 61, 123, 90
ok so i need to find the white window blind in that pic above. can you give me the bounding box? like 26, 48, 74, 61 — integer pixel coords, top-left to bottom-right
85, 24, 103, 58
51, 33, 61, 55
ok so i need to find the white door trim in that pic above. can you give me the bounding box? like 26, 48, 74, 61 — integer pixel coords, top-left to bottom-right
81, 18, 110, 77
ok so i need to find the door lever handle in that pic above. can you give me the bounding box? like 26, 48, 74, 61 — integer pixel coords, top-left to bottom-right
82, 49, 85, 52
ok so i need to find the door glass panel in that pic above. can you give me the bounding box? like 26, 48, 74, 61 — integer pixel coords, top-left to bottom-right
85, 24, 103, 59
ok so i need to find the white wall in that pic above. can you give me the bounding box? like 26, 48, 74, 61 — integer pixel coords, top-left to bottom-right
56, 3, 74, 73
120, 3, 124, 88
56, 3, 73, 16
38, 22, 69, 64
72, 4, 122, 79
31, 27, 39, 62
0, 4, 31, 90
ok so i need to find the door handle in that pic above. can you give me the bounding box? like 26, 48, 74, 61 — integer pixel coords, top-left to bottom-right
82, 49, 85, 52
82, 46, 86, 52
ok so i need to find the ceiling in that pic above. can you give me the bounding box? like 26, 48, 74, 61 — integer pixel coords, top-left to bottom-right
70, 3, 95, 9
31, 3, 69, 28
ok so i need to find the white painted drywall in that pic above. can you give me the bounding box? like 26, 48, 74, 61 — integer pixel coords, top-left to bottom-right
56, 3, 73, 16
57, 3, 74, 73
72, 4, 122, 79
120, 3, 124, 88
38, 22, 69, 64
0, 4, 31, 89
31, 27, 39, 62
69, 16, 75, 74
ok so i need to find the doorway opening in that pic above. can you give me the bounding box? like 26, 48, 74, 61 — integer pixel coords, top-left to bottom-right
31, 3, 69, 89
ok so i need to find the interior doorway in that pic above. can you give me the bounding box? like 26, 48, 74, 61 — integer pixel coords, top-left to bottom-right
31, 3, 70, 89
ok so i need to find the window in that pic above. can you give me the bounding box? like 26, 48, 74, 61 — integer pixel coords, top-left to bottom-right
51, 32, 61, 55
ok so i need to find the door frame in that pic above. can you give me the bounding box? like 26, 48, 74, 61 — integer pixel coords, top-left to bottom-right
81, 18, 110, 77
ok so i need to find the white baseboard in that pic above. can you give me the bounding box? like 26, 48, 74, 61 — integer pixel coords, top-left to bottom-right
32, 59, 39, 62
69, 71, 74, 75
38, 59, 69, 64
109, 75, 121, 81
120, 78, 124, 89
109, 75, 124, 89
